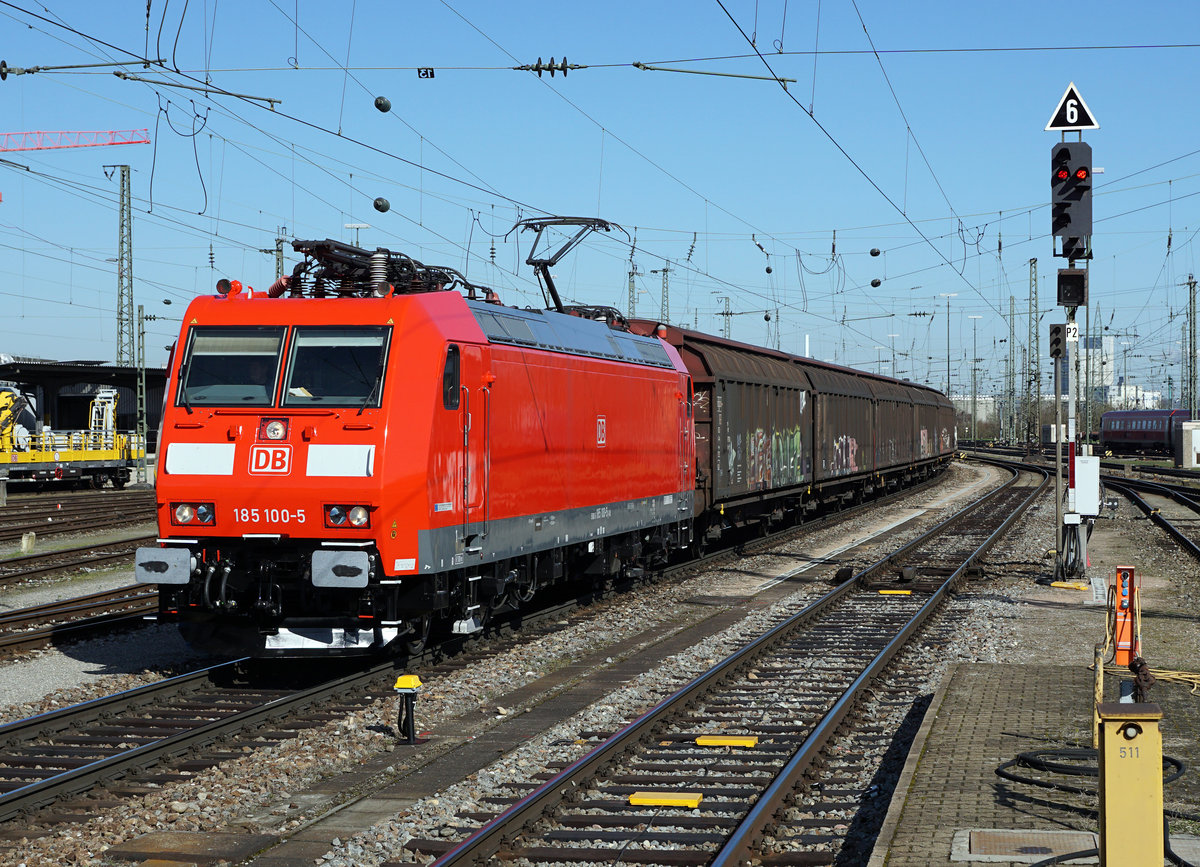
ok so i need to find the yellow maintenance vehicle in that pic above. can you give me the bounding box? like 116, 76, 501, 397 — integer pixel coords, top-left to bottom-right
0, 387, 143, 487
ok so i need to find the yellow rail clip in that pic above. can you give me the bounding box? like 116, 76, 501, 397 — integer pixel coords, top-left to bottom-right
695, 735, 758, 748
878, 589, 912, 595
629, 791, 704, 808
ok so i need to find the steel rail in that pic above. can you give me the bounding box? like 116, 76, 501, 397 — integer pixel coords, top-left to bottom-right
0, 590, 596, 822
0, 584, 154, 626
0, 509, 156, 543
1104, 478, 1200, 562
431, 464, 1043, 866
0, 586, 158, 654
0, 537, 152, 585
0, 610, 153, 655
0, 656, 408, 822
711, 465, 1047, 864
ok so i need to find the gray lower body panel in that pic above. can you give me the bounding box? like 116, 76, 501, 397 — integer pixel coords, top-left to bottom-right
414, 490, 694, 574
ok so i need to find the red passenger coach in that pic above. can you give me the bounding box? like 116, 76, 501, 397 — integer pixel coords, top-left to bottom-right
137, 239, 695, 656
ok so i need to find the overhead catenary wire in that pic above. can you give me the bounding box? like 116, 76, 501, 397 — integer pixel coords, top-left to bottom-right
5, 0, 1200, 369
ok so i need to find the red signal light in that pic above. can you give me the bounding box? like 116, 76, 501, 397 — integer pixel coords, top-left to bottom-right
1055, 167, 1070, 181
1075, 166, 1090, 181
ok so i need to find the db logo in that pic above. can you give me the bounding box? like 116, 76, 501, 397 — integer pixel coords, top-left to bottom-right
249, 444, 292, 475
596, 415, 607, 448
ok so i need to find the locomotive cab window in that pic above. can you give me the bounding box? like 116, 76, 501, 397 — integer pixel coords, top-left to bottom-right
282, 326, 390, 407
178, 326, 285, 406
443, 345, 461, 410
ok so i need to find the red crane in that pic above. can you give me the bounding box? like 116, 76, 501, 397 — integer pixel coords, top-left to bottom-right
0, 129, 150, 152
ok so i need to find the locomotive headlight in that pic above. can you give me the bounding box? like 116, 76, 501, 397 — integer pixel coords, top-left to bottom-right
324, 504, 370, 528
259, 417, 289, 440
172, 502, 215, 525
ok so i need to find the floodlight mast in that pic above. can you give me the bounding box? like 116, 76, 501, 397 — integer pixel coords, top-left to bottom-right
513, 216, 626, 312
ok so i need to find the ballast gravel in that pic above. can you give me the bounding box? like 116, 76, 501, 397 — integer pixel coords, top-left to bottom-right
7, 462, 1193, 867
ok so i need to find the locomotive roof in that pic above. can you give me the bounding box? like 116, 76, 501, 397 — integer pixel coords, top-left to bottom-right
467, 301, 676, 369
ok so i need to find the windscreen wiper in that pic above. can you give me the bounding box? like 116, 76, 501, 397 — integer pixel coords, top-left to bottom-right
357, 342, 388, 416
357, 374, 382, 416
178, 362, 193, 415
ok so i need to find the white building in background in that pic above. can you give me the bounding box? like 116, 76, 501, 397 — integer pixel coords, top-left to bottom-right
1053, 334, 1114, 398
949, 394, 998, 423
1106, 382, 1162, 409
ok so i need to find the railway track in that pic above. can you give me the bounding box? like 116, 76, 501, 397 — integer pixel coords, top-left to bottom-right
0, 465, 971, 834
0, 535, 153, 586
972, 450, 1200, 562
408, 464, 1046, 866
0, 588, 603, 827
0, 658, 391, 823
1104, 476, 1200, 561
0, 490, 156, 544
0, 585, 157, 655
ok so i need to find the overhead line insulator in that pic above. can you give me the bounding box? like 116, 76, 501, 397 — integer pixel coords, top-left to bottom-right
514, 57, 580, 77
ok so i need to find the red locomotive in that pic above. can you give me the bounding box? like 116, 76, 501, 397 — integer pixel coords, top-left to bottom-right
137, 220, 954, 656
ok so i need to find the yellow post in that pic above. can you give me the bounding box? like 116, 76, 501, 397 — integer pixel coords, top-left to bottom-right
1092, 644, 1104, 750
1097, 702, 1164, 866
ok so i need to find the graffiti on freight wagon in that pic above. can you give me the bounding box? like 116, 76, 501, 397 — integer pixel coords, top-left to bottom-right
829, 434, 859, 475
725, 424, 808, 490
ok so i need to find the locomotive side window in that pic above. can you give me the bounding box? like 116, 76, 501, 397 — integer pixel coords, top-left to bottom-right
282, 326, 390, 407
443, 345, 461, 409
178, 326, 285, 406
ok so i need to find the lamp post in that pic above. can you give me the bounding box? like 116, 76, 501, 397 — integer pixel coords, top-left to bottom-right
136, 300, 174, 486
940, 293, 957, 396
1120, 341, 1132, 408
873, 346, 887, 373
968, 316, 982, 442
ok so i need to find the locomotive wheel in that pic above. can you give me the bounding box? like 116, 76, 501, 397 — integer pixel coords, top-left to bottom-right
403, 614, 432, 655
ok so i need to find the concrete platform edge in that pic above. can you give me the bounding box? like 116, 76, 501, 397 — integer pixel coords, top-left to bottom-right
867, 661, 959, 867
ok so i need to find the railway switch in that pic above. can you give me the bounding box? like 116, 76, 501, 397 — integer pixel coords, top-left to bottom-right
394, 675, 423, 744
1096, 702, 1164, 866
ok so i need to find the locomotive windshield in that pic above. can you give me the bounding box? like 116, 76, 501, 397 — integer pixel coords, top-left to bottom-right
177, 326, 285, 406
282, 326, 390, 407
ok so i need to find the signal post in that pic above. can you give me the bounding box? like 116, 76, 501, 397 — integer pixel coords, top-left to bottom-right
1046, 83, 1099, 580
1048, 87, 1167, 866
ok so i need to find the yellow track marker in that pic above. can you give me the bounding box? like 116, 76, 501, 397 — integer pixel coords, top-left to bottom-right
695, 735, 758, 748
629, 791, 703, 808
1050, 581, 1090, 591
878, 589, 912, 595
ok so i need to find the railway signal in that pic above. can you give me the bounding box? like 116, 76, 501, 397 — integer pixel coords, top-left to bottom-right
1051, 141, 1093, 242
1049, 323, 1065, 358
1057, 268, 1088, 307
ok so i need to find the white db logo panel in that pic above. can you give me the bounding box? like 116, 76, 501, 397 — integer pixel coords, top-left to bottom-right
249, 445, 292, 475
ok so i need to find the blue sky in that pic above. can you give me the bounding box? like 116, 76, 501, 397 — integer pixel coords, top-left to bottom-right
2, 1, 1198, 398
